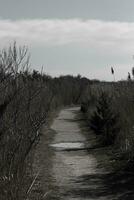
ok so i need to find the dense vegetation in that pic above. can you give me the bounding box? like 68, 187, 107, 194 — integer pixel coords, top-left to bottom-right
81, 80, 134, 163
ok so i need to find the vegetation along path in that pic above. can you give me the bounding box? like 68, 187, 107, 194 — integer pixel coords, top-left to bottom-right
32, 106, 134, 200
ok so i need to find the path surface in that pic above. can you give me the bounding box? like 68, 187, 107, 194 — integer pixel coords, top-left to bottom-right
49, 107, 111, 200
32, 106, 134, 200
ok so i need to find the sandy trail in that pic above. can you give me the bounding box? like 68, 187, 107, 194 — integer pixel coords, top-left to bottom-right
49, 107, 111, 200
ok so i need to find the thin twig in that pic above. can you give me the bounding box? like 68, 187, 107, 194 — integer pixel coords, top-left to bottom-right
42, 190, 52, 199
26, 169, 41, 199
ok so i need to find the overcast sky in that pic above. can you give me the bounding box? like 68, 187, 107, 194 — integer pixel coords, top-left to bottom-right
0, 0, 134, 81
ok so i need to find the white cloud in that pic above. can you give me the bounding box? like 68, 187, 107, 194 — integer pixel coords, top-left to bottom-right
0, 18, 134, 51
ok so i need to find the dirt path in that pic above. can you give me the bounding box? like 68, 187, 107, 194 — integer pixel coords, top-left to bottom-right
48, 107, 112, 200
31, 106, 134, 200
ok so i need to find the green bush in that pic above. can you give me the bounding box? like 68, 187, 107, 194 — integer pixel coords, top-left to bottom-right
90, 91, 120, 145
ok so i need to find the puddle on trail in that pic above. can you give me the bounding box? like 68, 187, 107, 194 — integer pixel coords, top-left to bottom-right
50, 142, 84, 150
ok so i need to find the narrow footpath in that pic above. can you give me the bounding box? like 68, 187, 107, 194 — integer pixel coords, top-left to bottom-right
49, 107, 111, 200
31, 107, 134, 200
